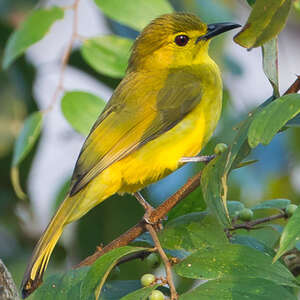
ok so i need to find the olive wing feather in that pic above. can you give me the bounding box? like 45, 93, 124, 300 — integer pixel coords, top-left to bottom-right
70, 71, 203, 195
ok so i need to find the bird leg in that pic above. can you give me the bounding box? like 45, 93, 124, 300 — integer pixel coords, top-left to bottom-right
179, 155, 215, 163
134, 192, 155, 222
134, 192, 163, 231
134, 191, 153, 211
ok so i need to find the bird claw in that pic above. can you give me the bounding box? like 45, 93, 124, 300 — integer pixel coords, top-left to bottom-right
179, 155, 215, 163
143, 212, 163, 231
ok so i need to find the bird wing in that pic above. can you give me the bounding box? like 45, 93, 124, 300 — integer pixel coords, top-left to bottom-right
69, 70, 203, 195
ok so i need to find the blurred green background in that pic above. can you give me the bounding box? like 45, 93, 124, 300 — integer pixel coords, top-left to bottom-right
1, 0, 300, 290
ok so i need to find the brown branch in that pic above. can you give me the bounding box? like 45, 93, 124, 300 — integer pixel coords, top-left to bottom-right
0, 259, 19, 300
284, 75, 300, 95
75, 169, 205, 268
43, 0, 80, 113
146, 224, 178, 300
228, 211, 287, 231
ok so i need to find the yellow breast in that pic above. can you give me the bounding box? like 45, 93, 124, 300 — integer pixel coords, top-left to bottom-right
117, 62, 222, 193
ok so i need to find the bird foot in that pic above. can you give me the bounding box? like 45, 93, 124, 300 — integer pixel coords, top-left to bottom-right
179, 155, 215, 163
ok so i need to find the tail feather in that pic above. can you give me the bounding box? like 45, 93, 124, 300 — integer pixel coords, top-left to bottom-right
21, 195, 79, 298
21, 177, 114, 298
21, 227, 63, 298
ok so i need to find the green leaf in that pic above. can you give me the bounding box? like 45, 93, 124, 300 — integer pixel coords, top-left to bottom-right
234, 0, 292, 48
80, 246, 150, 300
230, 235, 276, 257
61, 91, 105, 136
201, 116, 253, 227
239, 226, 281, 249
251, 199, 290, 211
29, 271, 141, 300
28, 273, 64, 299
274, 206, 300, 261
248, 94, 300, 148
12, 111, 43, 166
54, 268, 89, 300
120, 285, 160, 300
10, 167, 27, 200
234, 159, 258, 169
262, 38, 279, 96
29, 267, 89, 300
94, 0, 173, 31
3, 7, 64, 69
81, 35, 133, 78
180, 278, 297, 300
159, 212, 228, 253
200, 155, 230, 227
175, 244, 297, 287
11, 111, 43, 199
286, 113, 300, 127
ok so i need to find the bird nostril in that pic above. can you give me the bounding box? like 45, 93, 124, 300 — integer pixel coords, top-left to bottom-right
207, 24, 216, 31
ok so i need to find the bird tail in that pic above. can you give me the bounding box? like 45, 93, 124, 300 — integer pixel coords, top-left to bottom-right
21, 194, 80, 298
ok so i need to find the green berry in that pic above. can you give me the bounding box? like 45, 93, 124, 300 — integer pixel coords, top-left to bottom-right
214, 143, 228, 155
146, 253, 161, 269
238, 208, 254, 221
286, 204, 298, 217
149, 290, 165, 300
141, 273, 156, 287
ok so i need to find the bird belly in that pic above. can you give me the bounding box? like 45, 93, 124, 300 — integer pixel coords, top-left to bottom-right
116, 89, 222, 194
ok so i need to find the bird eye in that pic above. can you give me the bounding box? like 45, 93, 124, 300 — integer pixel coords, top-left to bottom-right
174, 35, 189, 46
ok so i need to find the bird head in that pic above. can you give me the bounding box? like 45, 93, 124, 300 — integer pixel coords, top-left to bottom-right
128, 13, 240, 72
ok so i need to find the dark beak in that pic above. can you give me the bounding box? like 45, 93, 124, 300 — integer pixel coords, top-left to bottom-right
196, 22, 241, 43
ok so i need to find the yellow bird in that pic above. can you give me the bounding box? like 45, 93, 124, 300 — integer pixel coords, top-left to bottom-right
21, 13, 240, 298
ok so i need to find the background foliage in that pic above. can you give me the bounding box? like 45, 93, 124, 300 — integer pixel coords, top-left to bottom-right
1, 0, 300, 299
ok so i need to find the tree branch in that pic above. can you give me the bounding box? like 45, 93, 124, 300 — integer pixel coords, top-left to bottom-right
228, 211, 287, 231
75, 169, 205, 268
284, 75, 300, 95
0, 259, 19, 300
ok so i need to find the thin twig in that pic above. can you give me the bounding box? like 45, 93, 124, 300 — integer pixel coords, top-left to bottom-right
43, 0, 80, 113
228, 211, 287, 231
283, 75, 300, 95
146, 224, 178, 300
